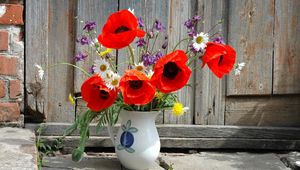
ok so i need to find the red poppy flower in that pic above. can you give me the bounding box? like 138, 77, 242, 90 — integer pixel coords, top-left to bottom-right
98, 9, 146, 49
81, 75, 117, 112
151, 50, 192, 93
202, 42, 236, 78
119, 70, 155, 105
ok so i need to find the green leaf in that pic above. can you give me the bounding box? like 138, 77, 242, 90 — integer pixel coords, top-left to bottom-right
72, 147, 84, 162
125, 147, 135, 153
126, 120, 131, 129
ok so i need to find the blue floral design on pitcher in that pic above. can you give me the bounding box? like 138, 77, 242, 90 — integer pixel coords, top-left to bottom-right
117, 120, 138, 153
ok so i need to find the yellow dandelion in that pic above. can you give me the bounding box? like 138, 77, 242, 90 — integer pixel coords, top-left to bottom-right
172, 102, 184, 116
155, 91, 164, 101
68, 94, 75, 106
100, 48, 112, 57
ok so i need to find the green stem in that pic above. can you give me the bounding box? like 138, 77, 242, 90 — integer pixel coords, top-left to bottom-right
172, 38, 190, 52
47, 62, 91, 77
128, 45, 135, 64
150, 33, 159, 53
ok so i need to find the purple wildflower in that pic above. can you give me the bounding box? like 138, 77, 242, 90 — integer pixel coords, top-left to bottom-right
184, 19, 194, 29
83, 21, 96, 31
74, 52, 88, 62
138, 17, 144, 28
142, 52, 163, 66
154, 20, 165, 31
136, 38, 147, 47
88, 65, 96, 74
192, 15, 201, 22
187, 27, 196, 37
77, 36, 91, 45
212, 36, 225, 44
162, 41, 168, 49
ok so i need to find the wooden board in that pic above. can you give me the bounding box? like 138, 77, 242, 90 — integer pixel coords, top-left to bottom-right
194, 0, 227, 125
26, 123, 300, 139
25, 0, 49, 122
41, 136, 300, 150
25, 0, 75, 122
74, 0, 118, 92
225, 96, 300, 127
273, 0, 300, 94
46, 0, 76, 122
163, 0, 197, 124
226, 0, 274, 95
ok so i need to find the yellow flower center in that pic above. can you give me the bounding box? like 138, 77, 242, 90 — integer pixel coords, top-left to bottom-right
135, 65, 144, 71
100, 64, 107, 72
196, 36, 203, 44
111, 79, 119, 86
172, 102, 184, 116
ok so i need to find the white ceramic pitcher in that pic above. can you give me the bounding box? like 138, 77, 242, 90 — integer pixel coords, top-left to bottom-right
108, 110, 161, 170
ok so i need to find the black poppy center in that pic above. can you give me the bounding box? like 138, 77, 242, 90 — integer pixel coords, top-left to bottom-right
163, 62, 179, 80
218, 55, 223, 65
129, 80, 143, 90
114, 26, 130, 34
99, 90, 109, 100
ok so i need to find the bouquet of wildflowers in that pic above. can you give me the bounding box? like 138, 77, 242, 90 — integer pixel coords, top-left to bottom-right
36, 9, 243, 161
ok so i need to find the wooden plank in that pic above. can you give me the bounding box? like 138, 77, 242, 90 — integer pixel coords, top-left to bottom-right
74, 0, 118, 92
25, 0, 49, 122
273, 0, 300, 94
41, 136, 300, 150
163, 0, 197, 124
225, 96, 300, 127
46, 0, 76, 122
226, 0, 274, 95
194, 0, 227, 125
26, 123, 300, 139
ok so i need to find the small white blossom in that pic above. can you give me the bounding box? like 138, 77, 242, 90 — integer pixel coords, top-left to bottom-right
128, 8, 135, 15
0, 6, 6, 17
234, 62, 246, 76
192, 32, 209, 52
134, 62, 146, 73
35, 64, 44, 80
147, 70, 154, 78
94, 59, 111, 78
105, 72, 121, 90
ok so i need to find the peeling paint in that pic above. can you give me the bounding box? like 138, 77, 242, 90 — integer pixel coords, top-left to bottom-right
0, 5, 6, 17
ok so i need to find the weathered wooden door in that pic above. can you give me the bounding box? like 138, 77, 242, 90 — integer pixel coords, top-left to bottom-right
25, 0, 300, 147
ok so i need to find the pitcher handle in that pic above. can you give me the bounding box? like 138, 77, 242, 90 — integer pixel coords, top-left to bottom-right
107, 124, 116, 145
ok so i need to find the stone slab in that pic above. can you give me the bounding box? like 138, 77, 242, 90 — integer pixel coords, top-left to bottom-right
160, 152, 290, 170
43, 154, 164, 170
279, 152, 300, 170
0, 127, 37, 170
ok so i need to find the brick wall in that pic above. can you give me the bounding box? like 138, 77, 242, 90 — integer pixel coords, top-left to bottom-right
0, 0, 24, 125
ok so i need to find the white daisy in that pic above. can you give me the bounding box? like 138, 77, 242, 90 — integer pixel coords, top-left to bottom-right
192, 32, 209, 51
34, 64, 44, 80
94, 59, 111, 77
134, 62, 146, 73
234, 62, 246, 76
128, 8, 135, 15
105, 73, 121, 90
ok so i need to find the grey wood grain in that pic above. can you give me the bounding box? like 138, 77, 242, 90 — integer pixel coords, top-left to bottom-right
41, 136, 300, 150
273, 0, 300, 94
46, 0, 76, 122
225, 96, 300, 127
194, 0, 227, 125
227, 0, 274, 95
26, 123, 300, 139
74, 0, 118, 92
25, 0, 49, 122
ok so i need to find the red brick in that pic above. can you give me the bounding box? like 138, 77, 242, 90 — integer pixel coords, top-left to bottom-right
0, 80, 5, 98
0, 56, 18, 76
0, 31, 8, 51
9, 79, 21, 98
0, 4, 23, 25
0, 102, 20, 122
